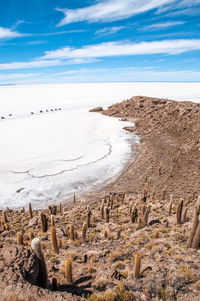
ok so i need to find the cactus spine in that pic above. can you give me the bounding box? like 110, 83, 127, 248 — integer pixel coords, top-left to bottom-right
31, 237, 48, 289
51, 225, 59, 254
65, 258, 73, 284
134, 253, 141, 279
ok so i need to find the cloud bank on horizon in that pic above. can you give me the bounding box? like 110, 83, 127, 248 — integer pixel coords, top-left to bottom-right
0, 0, 200, 83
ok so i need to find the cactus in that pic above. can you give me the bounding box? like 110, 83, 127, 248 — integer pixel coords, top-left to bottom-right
87, 208, 92, 228
49, 205, 57, 215
17, 232, 23, 245
151, 185, 155, 200
104, 229, 108, 239
143, 205, 150, 225
69, 224, 75, 241
168, 194, 173, 216
105, 207, 109, 223
40, 212, 48, 232
176, 198, 183, 225
181, 208, 188, 224
29, 230, 34, 241
143, 184, 148, 202
4, 223, 9, 231
117, 229, 121, 239
100, 205, 104, 219
82, 221, 87, 240
162, 186, 167, 200
129, 201, 133, 216
110, 195, 114, 209
29, 203, 33, 219
51, 214, 55, 227
191, 223, 200, 249
134, 253, 141, 279
52, 277, 58, 291
74, 230, 79, 240
58, 238, 62, 249
73, 193, 76, 203
59, 203, 63, 215
51, 225, 59, 254
142, 205, 147, 216
3, 211, 8, 223
187, 205, 200, 247
31, 237, 48, 289
65, 258, 73, 284
130, 206, 138, 223
122, 191, 126, 204
154, 229, 160, 238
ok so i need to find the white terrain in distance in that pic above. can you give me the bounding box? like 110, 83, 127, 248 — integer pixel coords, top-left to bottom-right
0, 82, 199, 209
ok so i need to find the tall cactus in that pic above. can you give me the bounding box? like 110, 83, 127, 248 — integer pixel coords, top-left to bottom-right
105, 207, 109, 223
17, 232, 23, 245
176, 198, 183, 225
40, 212, 48, 232
168, 194, 173, 216
188, 200, 200, 248
134, 253, 141, 278
69, 224, 75, 241
31, 237, 48, 289
65, 258, 73, 284
29, 203, 33, 219
191, 223, 200, 249
51, 225, 59, 254
82, 221, 87, 241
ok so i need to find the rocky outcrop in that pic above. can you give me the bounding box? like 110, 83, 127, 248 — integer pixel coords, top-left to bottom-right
89, 106, 103, 112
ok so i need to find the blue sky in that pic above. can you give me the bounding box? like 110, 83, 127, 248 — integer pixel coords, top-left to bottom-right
0, 0, 200, 84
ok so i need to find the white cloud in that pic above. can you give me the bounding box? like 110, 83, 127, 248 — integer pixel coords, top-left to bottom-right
0, 72, 40, 81
56, 0, 200, 26
1, 39, 200, 71
0, 58, 97, 70
142, 21, 185, 30
0, 27, 28, 39
42, 39, 200, 60
95, 26, 125, 36
56, 0, 174, 26
0, 60, 62, 70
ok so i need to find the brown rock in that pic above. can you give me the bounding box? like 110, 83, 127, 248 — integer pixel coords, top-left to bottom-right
89, 106, 103, 112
